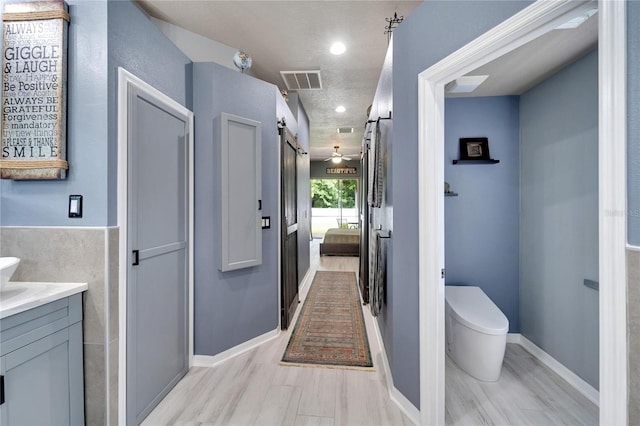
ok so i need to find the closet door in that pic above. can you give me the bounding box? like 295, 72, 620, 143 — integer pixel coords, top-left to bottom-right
219, 113, 262, 272
127, 85, 190, 425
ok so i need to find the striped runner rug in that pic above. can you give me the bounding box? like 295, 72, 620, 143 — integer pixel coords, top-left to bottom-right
281, 271, 373, 369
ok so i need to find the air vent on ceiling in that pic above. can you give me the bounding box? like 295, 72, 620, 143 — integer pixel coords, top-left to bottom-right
280, 70, 322, 90
337, 127, 354, 134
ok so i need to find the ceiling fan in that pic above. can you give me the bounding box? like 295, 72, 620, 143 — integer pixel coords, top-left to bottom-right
324, 145, 352, 163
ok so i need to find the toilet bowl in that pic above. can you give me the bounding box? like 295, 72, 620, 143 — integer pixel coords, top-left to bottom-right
445, 285, 508, 381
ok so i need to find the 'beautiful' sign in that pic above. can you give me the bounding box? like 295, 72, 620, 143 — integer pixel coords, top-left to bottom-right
326, 167, 357, 175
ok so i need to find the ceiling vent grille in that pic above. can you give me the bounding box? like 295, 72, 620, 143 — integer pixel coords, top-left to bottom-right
280, 70, 322, 90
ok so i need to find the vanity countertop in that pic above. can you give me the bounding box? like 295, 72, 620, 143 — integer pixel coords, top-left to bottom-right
0, 281, 88, 319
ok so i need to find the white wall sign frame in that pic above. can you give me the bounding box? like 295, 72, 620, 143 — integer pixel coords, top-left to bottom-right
1, 1, 69, 179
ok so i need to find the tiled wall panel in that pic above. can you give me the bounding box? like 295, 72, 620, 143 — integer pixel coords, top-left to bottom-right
1, 227, 119, 425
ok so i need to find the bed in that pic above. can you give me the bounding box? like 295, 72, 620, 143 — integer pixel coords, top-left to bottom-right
320, 228, 360, 256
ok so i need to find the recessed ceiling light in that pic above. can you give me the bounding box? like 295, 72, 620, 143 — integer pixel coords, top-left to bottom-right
330, 42, 346, 55
335, 105, 346, 113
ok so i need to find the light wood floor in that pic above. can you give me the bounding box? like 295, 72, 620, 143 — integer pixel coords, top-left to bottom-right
143, 241, 411, 426
446, 342, 599, 426
144, 239, 599, 426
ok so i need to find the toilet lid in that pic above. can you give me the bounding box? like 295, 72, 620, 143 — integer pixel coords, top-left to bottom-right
445, 286, 509, 335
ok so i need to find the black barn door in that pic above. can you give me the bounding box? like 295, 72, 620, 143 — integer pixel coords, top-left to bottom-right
281, 127, 299, 329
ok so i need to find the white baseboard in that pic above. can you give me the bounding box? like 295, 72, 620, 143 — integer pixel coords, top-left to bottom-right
512, 333, 599, 406
299, 267, 314, 295
193, 328, 280, 368
370, 315, 421, 425
390, 387, 421, 426
507, 333, 521, 344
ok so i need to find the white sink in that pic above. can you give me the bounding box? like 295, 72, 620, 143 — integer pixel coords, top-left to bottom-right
0, 257, 20, 289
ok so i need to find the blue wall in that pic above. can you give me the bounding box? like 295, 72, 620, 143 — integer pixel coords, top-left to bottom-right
0, 0, 192, 227
107, 1, 192, 226
390, 0, 532, 407
444, 96, 520, 333
0, 0, 307, 359
1, 0, 109, 226
193, 62, 280, 355
368, 39, 395, 388
629, 2, 640, 247
520, 50, 599, 388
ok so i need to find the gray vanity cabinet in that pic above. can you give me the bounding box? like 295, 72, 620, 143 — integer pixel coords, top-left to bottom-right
0, 294, 84, 425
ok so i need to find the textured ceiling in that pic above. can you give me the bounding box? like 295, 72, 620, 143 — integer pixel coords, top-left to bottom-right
136, 1, 598, 160
447, 14, 598, 98
136, 0, 422, 160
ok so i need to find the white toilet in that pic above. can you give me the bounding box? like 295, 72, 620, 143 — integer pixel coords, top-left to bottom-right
445, 285, 509, 381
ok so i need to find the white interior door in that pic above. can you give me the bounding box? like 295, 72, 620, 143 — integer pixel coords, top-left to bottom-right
126, 83, 191, 425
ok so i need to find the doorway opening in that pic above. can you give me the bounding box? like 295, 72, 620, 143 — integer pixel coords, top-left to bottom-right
311, 178, 359, 238
417, 1, 627, 424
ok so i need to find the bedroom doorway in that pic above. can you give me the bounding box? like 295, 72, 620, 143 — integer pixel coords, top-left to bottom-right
311, 178, 359, 239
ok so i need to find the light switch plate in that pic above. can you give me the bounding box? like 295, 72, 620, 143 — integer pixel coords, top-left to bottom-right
69, 195, 82, 218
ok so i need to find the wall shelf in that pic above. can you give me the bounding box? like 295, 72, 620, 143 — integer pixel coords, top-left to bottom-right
452, 159, 500, 164
445, 192, 458, 197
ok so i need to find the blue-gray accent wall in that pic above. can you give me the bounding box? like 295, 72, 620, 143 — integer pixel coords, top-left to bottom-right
390, 0, 532, 407
0, 0, 192, 227
444, 96, 520, 333
368, 38, 395, 396
192, 63, 280, 355
519, 50, 599, 388
107, 0, 192, 227
0, 0, 309, 360
629, 1, 640, 247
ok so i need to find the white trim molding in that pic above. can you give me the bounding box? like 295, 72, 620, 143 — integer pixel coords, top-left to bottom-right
117, 67, 195, 425
516, 334, 600, 406
298, 267, 315, 296
506, 333, 522, 344
370, 312, 421, 425
417, 1, 625, 424
598, 0, 628, 424
193, 329, 280, 368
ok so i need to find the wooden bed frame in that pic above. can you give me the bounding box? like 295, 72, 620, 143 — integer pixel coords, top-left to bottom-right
320, 228, 360, 256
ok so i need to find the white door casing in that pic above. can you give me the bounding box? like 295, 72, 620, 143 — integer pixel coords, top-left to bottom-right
117, 68, 195, 425
417, 1, 626, 424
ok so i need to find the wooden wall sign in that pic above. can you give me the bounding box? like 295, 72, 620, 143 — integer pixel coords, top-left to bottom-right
326, 167, 357, 175
1, 1, 69, 180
